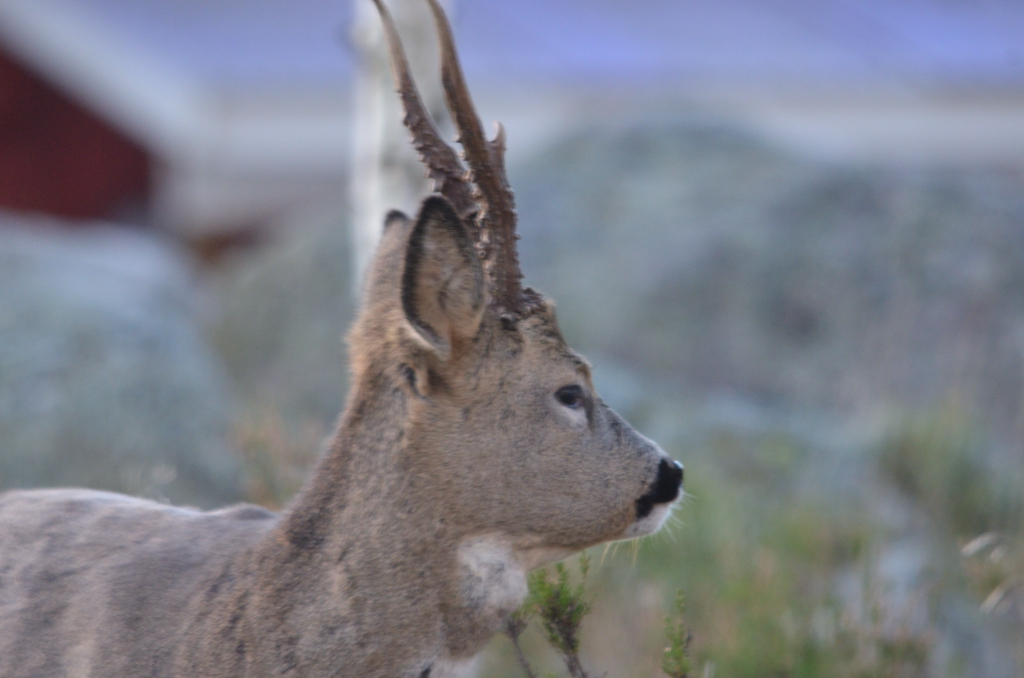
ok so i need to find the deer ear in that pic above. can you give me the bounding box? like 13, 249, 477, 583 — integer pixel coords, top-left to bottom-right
401, 196, 485, 359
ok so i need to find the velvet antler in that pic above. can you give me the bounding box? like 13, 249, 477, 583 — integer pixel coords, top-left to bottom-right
369, 0, 476, 221
371, 0, 533, 315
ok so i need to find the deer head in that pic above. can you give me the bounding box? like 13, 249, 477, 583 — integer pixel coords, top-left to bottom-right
341, 0, 684, 562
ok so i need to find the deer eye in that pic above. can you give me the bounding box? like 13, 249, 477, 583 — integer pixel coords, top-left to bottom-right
555, 385, 585, 409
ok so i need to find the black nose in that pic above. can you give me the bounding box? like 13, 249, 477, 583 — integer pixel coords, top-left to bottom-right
635, 458, 684, 519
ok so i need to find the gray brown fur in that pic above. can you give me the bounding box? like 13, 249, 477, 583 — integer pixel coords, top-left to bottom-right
0, 2, 681, 674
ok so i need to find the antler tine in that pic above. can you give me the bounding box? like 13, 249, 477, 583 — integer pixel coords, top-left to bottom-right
369, 0, 476, 220
423, 0, 524, 314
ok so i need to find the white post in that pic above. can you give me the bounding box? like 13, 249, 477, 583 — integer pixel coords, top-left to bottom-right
349, 0, 455, 294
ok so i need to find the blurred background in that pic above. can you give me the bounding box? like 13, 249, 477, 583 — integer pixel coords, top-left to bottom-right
1, 0, 1023, 675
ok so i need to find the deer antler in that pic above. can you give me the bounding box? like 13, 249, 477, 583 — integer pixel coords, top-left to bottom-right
371, 0, 532, 316
423, 0, 524, 314
370, 0, 476, 220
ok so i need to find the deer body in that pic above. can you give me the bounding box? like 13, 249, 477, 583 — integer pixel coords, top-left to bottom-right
0, 2, 683, 676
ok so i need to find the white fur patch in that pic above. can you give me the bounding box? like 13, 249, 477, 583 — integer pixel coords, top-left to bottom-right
457, 536, 528, 621
432, 656, 478, 678
624, 502, 673, 539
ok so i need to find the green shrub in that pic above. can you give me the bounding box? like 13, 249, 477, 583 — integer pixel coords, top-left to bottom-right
879, 405, 1024, 537
662, 591, 693, 678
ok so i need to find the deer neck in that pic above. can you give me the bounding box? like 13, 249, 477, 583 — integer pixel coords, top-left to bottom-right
247, 370, 527, 674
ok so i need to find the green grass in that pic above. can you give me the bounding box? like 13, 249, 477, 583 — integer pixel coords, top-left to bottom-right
635, 462, 928, 678
879, 404, 1024, 660
479, 446, 932, 678
879, 404, 1024, 538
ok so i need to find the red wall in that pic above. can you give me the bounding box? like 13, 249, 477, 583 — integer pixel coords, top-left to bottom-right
0, 49, 150, 220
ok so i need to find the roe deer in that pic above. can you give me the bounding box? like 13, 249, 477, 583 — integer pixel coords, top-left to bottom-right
0, 1, 683, 675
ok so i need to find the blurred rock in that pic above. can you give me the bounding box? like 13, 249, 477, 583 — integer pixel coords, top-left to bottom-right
513, 121, 1024, 458
0, 212, 243, 508
209, 199, 355, 432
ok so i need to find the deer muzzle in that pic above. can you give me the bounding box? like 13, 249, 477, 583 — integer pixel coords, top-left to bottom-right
635, 458, 684, 520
